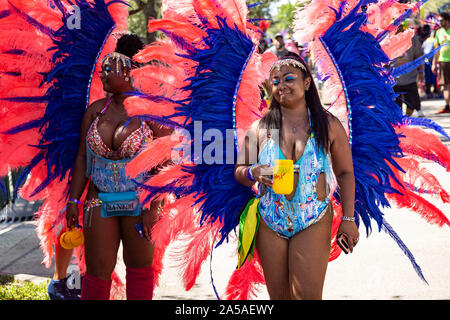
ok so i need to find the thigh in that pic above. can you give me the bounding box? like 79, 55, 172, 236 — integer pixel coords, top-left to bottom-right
444, 63, 450, 85
256, 217, 290, 300
288, 206, 333, 300
120, 208, 157, 269
83, 186, 121, 280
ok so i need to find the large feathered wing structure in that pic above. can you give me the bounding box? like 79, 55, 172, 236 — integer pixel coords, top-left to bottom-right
124, 0, 276, 299
126, 0, 449, 300
0, 0, 129, 299
293, 0, 450, 283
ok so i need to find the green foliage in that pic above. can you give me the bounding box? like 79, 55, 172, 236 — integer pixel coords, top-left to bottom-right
247, 0, 273, 20
0, 276, 50, 300
422, 0, 450, 15
0, 274, 14, 285
268, 1, 298, 36
128, 0, 161, 44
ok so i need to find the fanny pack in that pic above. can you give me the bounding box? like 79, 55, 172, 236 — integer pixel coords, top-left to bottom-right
98, 191, 141, 218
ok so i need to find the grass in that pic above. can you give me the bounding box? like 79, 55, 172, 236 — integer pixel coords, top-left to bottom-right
0, 274, 49, 300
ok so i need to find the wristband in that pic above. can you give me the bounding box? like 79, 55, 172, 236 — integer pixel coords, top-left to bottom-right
68, 198, 81, 205
247, 165, 256, 182
341, 216, 355, 222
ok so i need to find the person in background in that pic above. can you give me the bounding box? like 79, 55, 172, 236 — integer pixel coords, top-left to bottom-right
284, 35, 300, 56
423, 29, 440, 99
393, 25, 425, 117
433, 12, 450, 113
266, 33, 289, 58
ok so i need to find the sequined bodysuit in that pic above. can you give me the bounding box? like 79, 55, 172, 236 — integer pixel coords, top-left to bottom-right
86, 98, 153, 192
257, 117, 336, 238
83, 97, 153, 223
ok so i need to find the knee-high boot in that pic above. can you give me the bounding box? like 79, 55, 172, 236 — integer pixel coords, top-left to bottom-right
126, 266, 154, 300
81, 273, 111, 300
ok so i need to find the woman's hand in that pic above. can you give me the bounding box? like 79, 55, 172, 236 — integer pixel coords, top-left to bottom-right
336, 219, 359, 253
141, 201, 162, 242
432, 62, 439, 75
141, 210, 154, 242
66, 203, 79, 229
251, 164, 273, 188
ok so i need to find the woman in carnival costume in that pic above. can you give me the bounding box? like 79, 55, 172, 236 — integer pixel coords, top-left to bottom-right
123, 0, 450, 300
0, 0, 175, 300
234, 53, 359, 299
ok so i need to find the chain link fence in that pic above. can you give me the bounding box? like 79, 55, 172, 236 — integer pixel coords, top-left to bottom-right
0, 169, 43, 224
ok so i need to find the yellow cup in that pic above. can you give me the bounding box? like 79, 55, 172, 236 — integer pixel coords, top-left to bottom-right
272, 159, 294, 195
60, 229, 84, 250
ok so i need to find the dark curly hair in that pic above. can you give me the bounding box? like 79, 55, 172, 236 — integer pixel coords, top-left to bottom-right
115, 34, 144, 59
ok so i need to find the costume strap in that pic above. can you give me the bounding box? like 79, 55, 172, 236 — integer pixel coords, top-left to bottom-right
100, 96, 113, 115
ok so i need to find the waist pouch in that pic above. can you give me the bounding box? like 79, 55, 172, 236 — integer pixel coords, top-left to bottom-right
98, 191, 141, 218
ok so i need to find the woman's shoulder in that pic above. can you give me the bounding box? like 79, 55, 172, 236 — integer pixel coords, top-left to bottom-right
326, 112, 348, 141
326, 112, 343, 127
87, 98, 108, 113
82, 97, 109, 125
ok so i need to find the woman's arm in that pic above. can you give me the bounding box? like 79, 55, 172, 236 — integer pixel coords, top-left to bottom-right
329, 116, 355, 218
66, 101, 101, 228
234, 121, 273, 188
141, 123, 174, 240
329, 116, 359, 252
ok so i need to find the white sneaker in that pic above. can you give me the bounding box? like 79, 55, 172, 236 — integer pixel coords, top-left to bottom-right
416, 110, 425, 117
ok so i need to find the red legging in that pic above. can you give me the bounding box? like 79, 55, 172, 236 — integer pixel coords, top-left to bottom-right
126, 266, 154, 300
81, 273, 112, 300
81, 267, 154, 300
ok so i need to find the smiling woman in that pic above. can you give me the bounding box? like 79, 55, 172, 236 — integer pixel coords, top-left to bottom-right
234, 53, 358, 299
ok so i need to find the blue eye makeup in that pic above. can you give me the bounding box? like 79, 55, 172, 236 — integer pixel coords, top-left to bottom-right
285, 76, 296, 81
272, 79, 280, 85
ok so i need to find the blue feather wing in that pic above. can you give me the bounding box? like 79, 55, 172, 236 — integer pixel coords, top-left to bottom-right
320, 1, 430, 282
149, 18, 256, 245
2, 0, 123, 196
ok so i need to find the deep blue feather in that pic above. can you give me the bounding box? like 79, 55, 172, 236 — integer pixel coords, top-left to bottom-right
148, 17, 256, 245
381, 219, 428, 283
402, 116, 450, 140
0, 178, 6, 199
2, 0, 123, 196
392, 45, 447, 78
321, 0, 428, 282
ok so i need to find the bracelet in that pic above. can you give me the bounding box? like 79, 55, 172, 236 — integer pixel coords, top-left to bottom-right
247, 165, 256, 182
68, 198, 81, 205
341, 216, 355, 222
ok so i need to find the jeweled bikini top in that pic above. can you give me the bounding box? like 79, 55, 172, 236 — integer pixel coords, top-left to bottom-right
87, 97, 153, 159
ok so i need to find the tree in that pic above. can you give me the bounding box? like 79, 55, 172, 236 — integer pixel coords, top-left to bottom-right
247, 0, 273, 21
128, 0, 161, 44
126, 0, 283, 43
422, 0, 450, 16
268, 0, 298, 36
